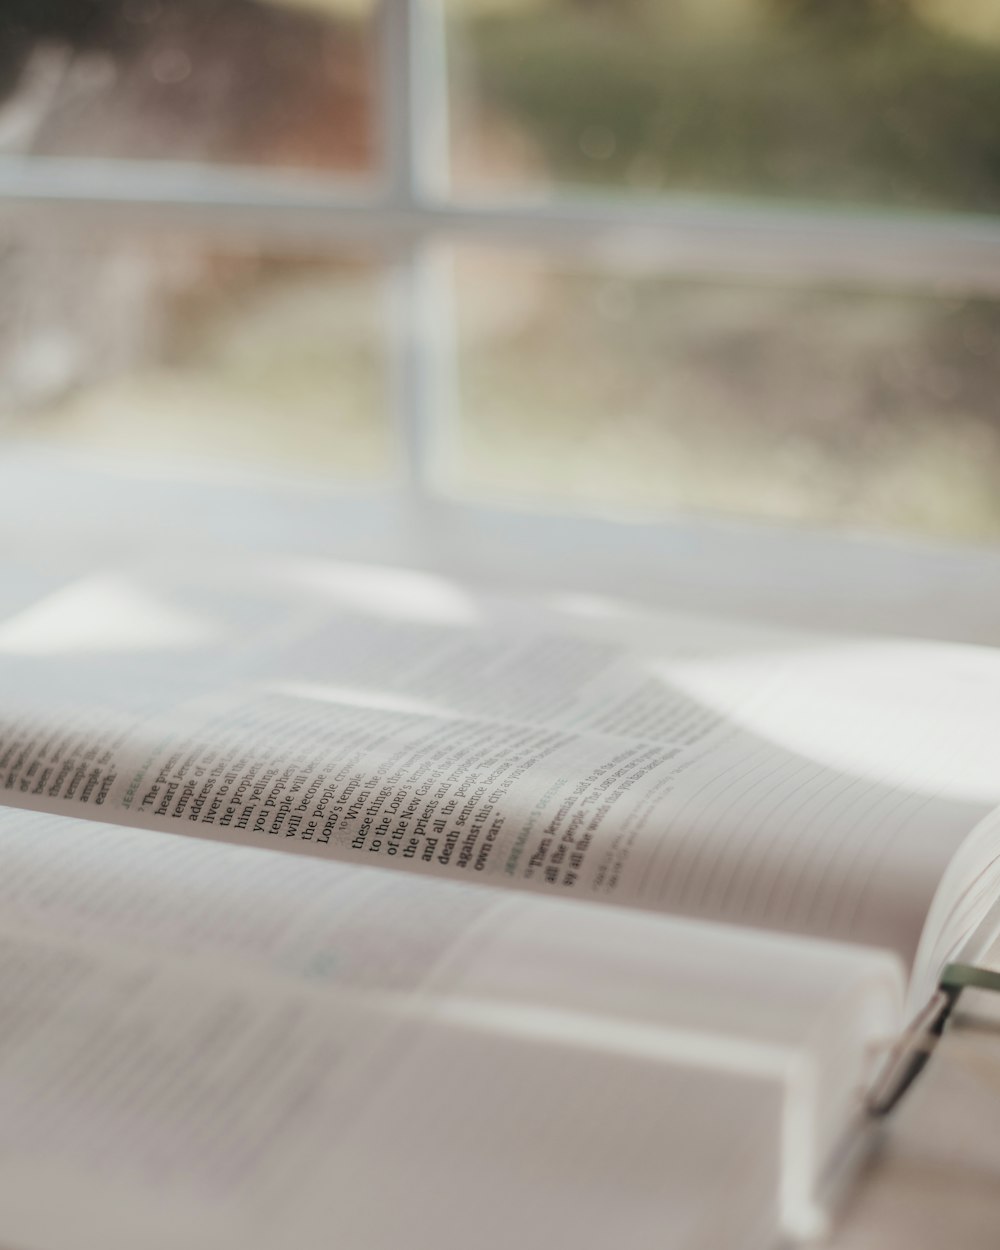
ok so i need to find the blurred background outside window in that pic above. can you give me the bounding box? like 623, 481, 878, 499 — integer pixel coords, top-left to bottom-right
1, 0, 999, 540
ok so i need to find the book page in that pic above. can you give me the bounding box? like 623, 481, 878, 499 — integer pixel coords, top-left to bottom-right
0, 804, 901, 1250
1, 557, 997, 981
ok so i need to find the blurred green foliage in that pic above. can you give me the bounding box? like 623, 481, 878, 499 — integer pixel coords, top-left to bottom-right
463, 0, 1000, 213
446, 0, 1000, 539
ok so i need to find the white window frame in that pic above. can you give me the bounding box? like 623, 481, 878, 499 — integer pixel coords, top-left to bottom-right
1, 0, 999, 640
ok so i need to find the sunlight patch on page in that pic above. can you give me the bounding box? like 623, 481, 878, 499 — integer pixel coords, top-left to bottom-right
545, 592, 638, 622
268, 681, 458, 721
276, 559, 481, 626
545, 591, 811, 658
0, 576, 221, 656
414, 994, 793, 1076
661, 641, 1000, 805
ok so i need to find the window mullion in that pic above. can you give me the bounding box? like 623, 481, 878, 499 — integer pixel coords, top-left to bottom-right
378, 0, 457, 504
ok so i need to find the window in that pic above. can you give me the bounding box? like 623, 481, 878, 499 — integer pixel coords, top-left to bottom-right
1, 0, 999, 540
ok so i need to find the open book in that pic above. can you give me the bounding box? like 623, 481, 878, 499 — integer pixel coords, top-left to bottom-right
1, 553, 999, 1250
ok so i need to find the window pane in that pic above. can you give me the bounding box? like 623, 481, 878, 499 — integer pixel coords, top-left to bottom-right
446, 0, 1000, 213
0, 1, 374, 173
447, 250, 1000, 541
0, 229, 389, 479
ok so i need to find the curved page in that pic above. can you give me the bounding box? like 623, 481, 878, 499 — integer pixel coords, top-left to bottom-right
0, 558, 997, 982
0, 808, 901, 1250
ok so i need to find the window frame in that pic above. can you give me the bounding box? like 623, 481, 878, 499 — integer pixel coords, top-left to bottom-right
1, 0, 1000, 633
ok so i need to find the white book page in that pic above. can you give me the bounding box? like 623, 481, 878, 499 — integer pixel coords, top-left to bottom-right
1, 558, 997, 980
0, 805, 901, 1250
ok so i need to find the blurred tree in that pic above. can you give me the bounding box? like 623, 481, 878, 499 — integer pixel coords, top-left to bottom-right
0, 0, 370, 169
1, 0, 110, 46
767, 0, 915, 35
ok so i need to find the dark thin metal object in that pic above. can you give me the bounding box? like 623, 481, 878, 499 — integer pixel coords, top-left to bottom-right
868, 963, 1000, 1118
